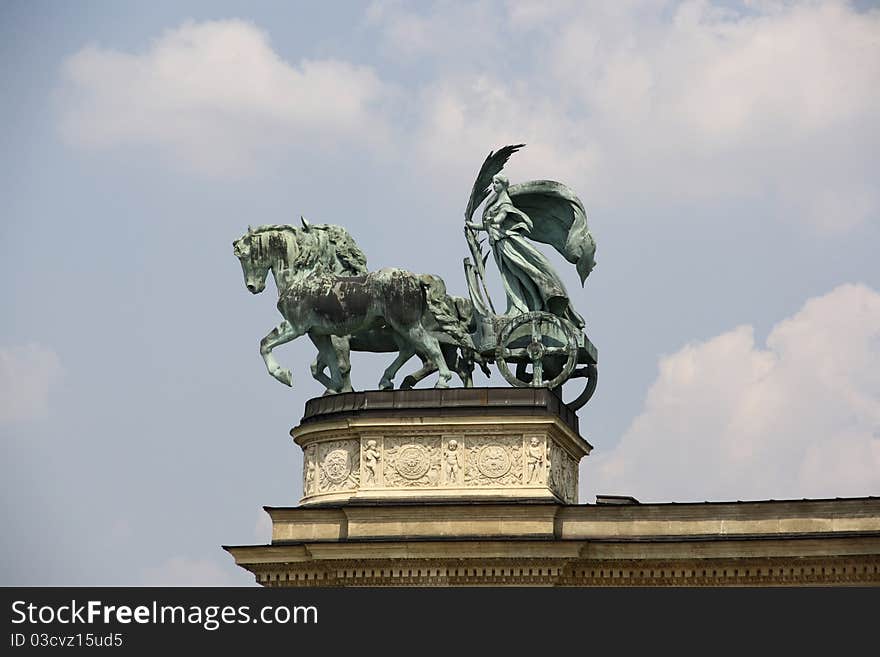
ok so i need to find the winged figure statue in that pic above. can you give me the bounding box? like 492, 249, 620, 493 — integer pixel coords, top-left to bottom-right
463, 144, 596, 328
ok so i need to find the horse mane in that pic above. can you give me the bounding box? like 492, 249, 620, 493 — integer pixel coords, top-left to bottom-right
247, 223, 367, 276
316, 224, 368, 275
419, 274, 475, 350
249, 224, 298, 235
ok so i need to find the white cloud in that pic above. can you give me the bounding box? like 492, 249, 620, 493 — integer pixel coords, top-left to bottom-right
587, 283, 880, 502
373, 1, 880, 229
59, 5, 880, 227
60, 20, 392, 175
366, 1, 503, 61
412, 77, 602, 188
0, 343, 63, 423
141, 555, 247, 587
553, 0, 880, 229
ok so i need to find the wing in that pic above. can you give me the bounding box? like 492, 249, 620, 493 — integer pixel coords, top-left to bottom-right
508, 180, 597, 284
464, 143, 525, 221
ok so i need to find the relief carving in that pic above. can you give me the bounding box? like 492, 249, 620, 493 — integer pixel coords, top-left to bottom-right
384, 436, 440, 487
443, 439, 462, 485
316, 440, 360, 493
465, 436, 522, 487
548, 442, 577, 503
362, 438, 381, 487
526, 436, 547, 484
303, 444, 317, 497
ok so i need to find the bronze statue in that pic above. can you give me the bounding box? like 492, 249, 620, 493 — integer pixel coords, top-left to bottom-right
463, 144, 595, 326
233, 221, 475, 393
233, 145, 600, 409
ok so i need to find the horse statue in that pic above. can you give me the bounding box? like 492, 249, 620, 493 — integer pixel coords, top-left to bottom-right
232, 220, 477, 393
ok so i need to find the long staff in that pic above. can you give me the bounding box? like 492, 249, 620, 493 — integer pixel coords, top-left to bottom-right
462, 144, 525, 317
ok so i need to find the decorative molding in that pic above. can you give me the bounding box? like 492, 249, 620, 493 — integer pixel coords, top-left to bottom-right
548, 441, 577, 503
384, 436, 441, 488
303, 445, 317, 497
360, 436, 383, 488
245, 555, 880, 587
315, 440, 359, 493
465, 436, 522, 487
295, 417, 589, 454
296, 412, 587, 504
442, 437, 463, 485
525, 435, 548, 485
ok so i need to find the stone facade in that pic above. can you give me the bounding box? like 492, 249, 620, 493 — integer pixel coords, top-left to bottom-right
224, 389, 880, 587
225, 498, 880, 587
293, 389, 590, 505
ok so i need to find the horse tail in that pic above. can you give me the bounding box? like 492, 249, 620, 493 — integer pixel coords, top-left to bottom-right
418, 274, 475, 350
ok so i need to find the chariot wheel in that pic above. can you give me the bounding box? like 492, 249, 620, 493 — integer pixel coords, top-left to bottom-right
565, 363, 598, 411
515, 356, 598, 410
495, 311, 578, 389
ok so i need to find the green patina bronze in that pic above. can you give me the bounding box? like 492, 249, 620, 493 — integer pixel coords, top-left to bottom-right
233, 220, 476, 393
233, 145, 599, 409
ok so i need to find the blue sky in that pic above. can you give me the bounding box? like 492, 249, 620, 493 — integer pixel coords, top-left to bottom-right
2, 0, 879, 585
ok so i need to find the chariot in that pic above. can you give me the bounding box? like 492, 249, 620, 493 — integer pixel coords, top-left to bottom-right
467, 308, 598, 411
461, 144, 599, 411
233, 144, 599, 410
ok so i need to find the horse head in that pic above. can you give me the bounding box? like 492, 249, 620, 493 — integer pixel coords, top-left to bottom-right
233, 222, 367, 296
233, 226, 289, 294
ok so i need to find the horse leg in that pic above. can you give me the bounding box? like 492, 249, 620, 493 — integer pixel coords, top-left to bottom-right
379, 343, 415, 390
443, 344, 471, 388
457, 347, 476, 388
462, 359, 474, 387
260, 320, 303, 387
307, 336, 335, 391
308, 335, 351, 392
392, 323, 453, 389
309, 353, 333, 390
401, 355, 435, 389
331, 335, 353, 393
309, 333, 346, 395
403, 345, 471, 388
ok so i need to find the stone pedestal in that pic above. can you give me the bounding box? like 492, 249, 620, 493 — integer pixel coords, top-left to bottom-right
223, 388, 880, 587
294, 388, 591, 506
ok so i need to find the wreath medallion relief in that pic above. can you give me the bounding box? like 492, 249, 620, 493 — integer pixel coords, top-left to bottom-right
299, 430, 580, 504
